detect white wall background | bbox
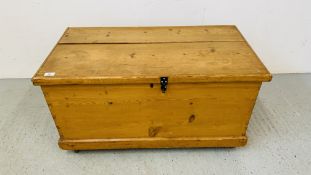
[0,0,310,78]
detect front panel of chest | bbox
[42,82,261,140]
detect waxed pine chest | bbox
[32,26,272,151]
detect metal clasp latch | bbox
[160,77,168,93]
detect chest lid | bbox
[32,26,271,85]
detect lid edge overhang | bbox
[32,73,272,86]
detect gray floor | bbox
[0,74,310,175]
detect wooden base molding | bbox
[59,136,247,150]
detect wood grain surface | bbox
[59,26,244,44]
[41,82,260,149]
[32,26,271,85]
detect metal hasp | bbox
[160,77,168,93]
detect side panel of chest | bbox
[41,82,261,150]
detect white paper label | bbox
[44,72,56,77]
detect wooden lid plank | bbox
[59,25,244,44]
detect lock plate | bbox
[160,77,168,93]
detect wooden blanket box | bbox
[32,25,272,151]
